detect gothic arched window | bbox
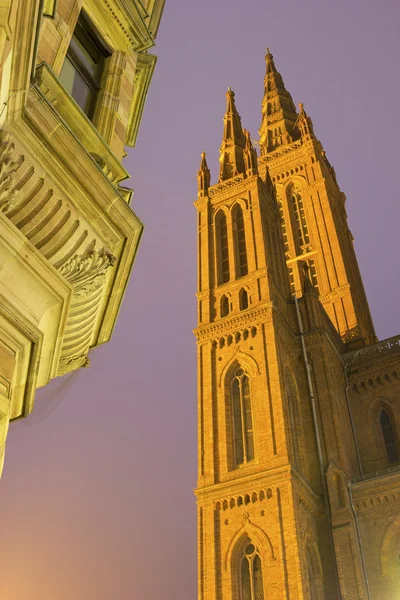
[216,211,230,284]
[232,368,254,466]
[232,204,248,278]
[221,295,229,318]
[240,542,264,600]
[288,186,310,251]
[239,288,248,311]
[380,409,399,464]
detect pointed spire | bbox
[219,88,246,181]
[297,103,315,142]
[197,151,211,197]
[243,129,258,176]
[259,48,299,154]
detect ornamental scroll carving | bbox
[59,248,116,297]
[0,131,20,213]
[57,248,116,375]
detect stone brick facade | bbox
[194,51,400,600]
[0,0,164,475]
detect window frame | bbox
[231,368,255,467]
[60,11,111,120]
[379,408,400,465]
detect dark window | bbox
[232,369,254,466]
[233,204,248,277]
[380,409,399,464]
[240,542,264,600]
[216,211,230,284]
[239,288,248,311]
[220,295,229,318]
[59,12,110,119]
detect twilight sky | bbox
[1,1,400,599]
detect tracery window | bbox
[216,211,230,284]
[232,368,254,466]
[232,205,248,278]
[380,409,399,464]
[240,542,264,600]
[289,186,310,250]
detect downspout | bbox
[344,361,363,475]
[293,294,342,598]
[343,360,372,599]
[347,482,372,600]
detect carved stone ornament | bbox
[0,130,20,214]
[59,248,116,296]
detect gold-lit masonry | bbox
[194,50,400,600]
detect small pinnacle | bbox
[227,86,232,92]
[266,47,270,54]
[298,102,304,110]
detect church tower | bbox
[194,51,400,600]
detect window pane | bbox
[59,57,93,114]
[253,555,264,600]
[241,557,251,600]
[380,410,399,464]
[69,36,99,77]
[217,213,229,284]
[242,376,254,461]
[59,57,76,95]
[232,378,244,465]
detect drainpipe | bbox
[343,360,371,599]
[343,361,363,476]
[293,294,343,598]
[347,482,372,600]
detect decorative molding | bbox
[59,248,116,295]
[194,305,274,342]
[0,131,20,214]
[345,335,400,364]
[57,248,116,375]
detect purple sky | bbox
[1,1,400,598]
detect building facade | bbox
[0,0,164,475]
[194,50,400,600]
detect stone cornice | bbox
[195,465,294,501]
[126,51,157,147]
[194,304,274,342]
[344,334,400,366]
[208,174,257,203]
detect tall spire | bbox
[259,48,299,154]
[297,103,315,142]
[243,129,258,176]
[197,151,211,197]
[219,88,246,181]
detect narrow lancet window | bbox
[220,295,229,318]
[288,186,310,251]
[380,409,399,464]
[239,288,248,311]
[240,543,264,600]
[232,205,248,277]
[216,211,230,284]
[231,368,254,466]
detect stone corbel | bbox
[0,130,19,213]
[57,247,116,375]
